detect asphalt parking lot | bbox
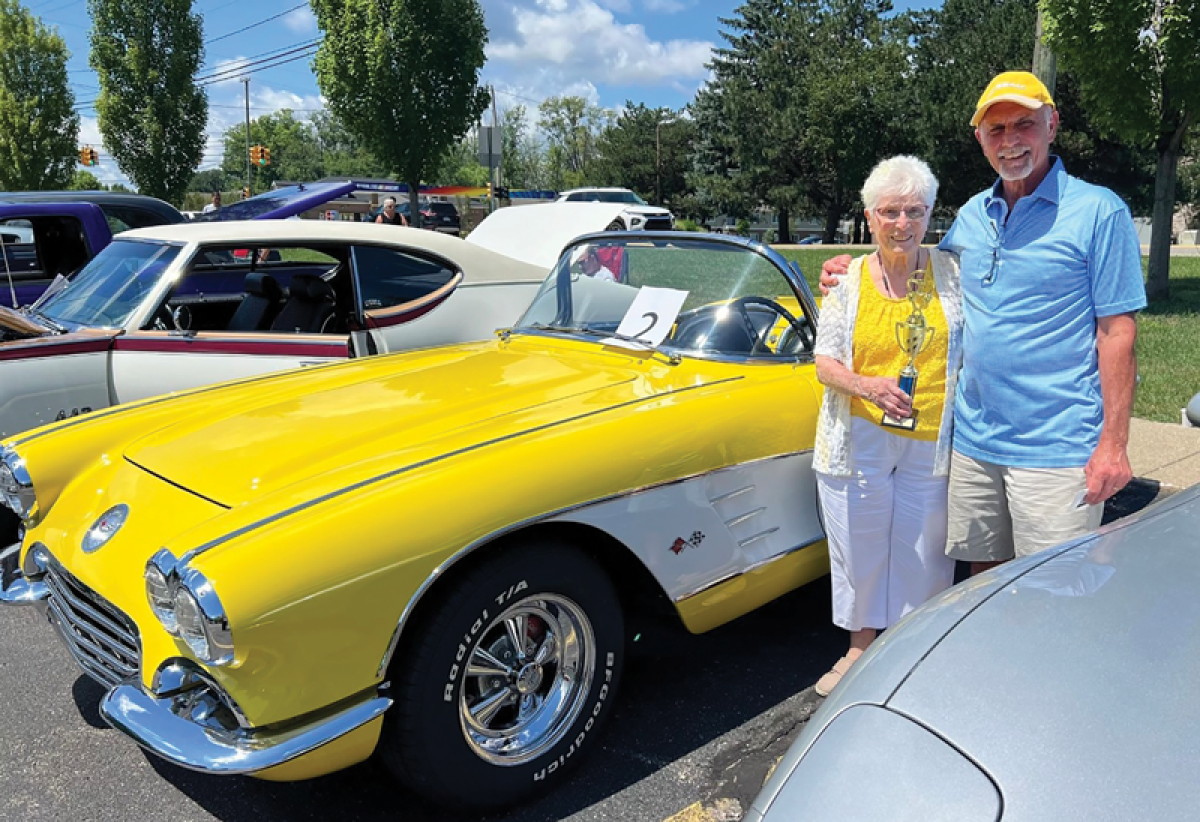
[0,480,1172,822]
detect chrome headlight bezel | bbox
[0,448,36,521]
[144,551,234,667]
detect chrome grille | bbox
[43,561,140,689]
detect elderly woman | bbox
[812,155,963,696]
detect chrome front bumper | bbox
[101,682,392,775]
[0,549,47,606]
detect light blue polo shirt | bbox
[940,157,1146,468]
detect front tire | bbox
[380,541,624,810]
[605,218,626,231]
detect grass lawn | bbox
[776,247,1200,423]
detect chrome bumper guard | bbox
[0,546,47,606]
[100,683,392,775]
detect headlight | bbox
[144,552,234,666]
[0,449,36,521]
[144,549,178,633]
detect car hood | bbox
[122,338,720,508]
[621,205,671,217]
[467,202,629,269]
[884,485,1200,820]
[0,304,55,336]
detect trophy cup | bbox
[881,272,935,431]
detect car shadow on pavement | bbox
[141,579,843,822]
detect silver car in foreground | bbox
[750,483,1200,822]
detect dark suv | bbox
[391,201,461,235]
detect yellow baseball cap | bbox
[970,71,1056,127]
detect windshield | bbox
[39,240,180,327]
[515,238,814,359]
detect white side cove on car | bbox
[550,452,823,601]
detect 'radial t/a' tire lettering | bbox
[379,540,624,811]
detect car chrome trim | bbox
[672,534,827,603]
[39,552,141,688]
[376,448,813,678]
[149,658,252,728]
[724,507,766,529]
[178,376,743,566]
[101,682,391,776]
[709,484,754,504]
[0,447,36,521]
[737,527,780,549]
[0,569,48,605]
[507,328,811,366]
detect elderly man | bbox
[822,71,1145,575]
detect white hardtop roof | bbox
[558,187,636,194]
[466,201,626,269]
[120,220,549,283]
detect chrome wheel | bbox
[458,594,595,765]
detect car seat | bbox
[227,272,283,331]
[270,273,336,333]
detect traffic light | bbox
[261,147,271,166]
[487,181,493,198]
[242,186,251,200]
[250,145,262,165]
[78,146,99,166]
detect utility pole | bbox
[243,77,252,198]
[490,85,499,212]
[1032,9,1057,95]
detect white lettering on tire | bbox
[444,606,489,702]
[533,650,616,781]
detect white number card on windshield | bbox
[603,286,688,350]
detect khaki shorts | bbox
[945,450,1104,562]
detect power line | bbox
[205,3,307,45]
[196,40,319,82]
[73,42,319,109]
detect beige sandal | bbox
[815,654,855,697]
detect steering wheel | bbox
[730,296,812,355]
[670,296,810,356]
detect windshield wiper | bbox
[566,326,661,351]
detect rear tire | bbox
[379,540,624,811]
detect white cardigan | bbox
[812,249,964,477]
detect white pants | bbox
[817,417,955,632]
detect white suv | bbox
[554,187,675,231]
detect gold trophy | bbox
[881,271,935,431]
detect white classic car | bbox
[0,220,547,440]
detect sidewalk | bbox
[1128,417,1200,492]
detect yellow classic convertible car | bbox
[0,232,827,810]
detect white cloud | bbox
[282,7,317,34]
[487,0,712,88]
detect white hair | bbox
[860,155,939,211]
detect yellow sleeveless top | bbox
[850,257,949,441]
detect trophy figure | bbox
[881,271,935,431]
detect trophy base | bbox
[881,410,918,431]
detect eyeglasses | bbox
[875,205,929,221]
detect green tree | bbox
[69,169,104,190]
[699,0,911,243]
[187,168,229,194]
[909,0,1154,218]
[500,105,544,190]
[0,0,78,190]
[538,95,610,191]
[221,110,323,190]
[89,0,206,203]
[430,134,489,187]
[311,110,393,179]
[311,0,489,226]
[1042,0,1200,300]
[592,103,696,209]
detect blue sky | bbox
[42,0,936,184]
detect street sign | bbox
[477,126,501,168]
